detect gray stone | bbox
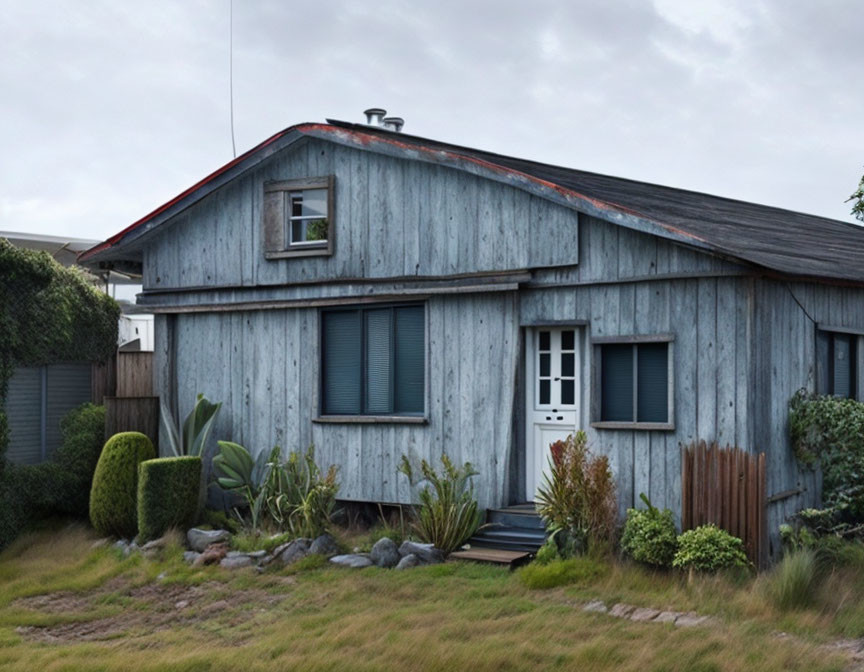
[630,607,661,622]
[309,534,341,556]
[395,553,421,570]
[183,551,201,564]
[220,554,254,569]
[175,600,189,609]
[248,550,268,560]
[141,538,166,552]
[675,612,711,628]
[370,537,401,568]
[125,541,139,557]
[276,538,311,565]
[187,528,230,553]
[398,541,444,564]
[654,611,679,624]
[329,554,374,569]
[582,600,608,614]
[112,540,129,552]
[609,603,636,618]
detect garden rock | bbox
[654,611,679,624]
[675,613,714,628]
[630,607,660,622]
[370,538,401,568]
[220,554,254,569]
[609,603,636,618]
[187,528,230,552]
[330,554,373,569]
[193,542,229,567]
[183,551,200,564]
[582,600,608,614]
[275,538,310,565]
[398,541,444,564]
[395,553,421,570]
[309,534,340,556]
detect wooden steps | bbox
[466,505,547,553]
[449,548,532,567]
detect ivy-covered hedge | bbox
[789,390,864,522]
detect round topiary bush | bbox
[137,456,202,541]
[672,524,749,572]
[620,494,678,567]
[89,432,155,538]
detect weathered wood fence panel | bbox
[682,441,766,567]
[91,355,116,405]
[105,396,159,449]
[116,352,154,397]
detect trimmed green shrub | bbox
[764,548,818,610]
[137,456,201,541]
[89,432,155,538]
[518,556,608,589]
[672,525,748,572]
[621,493,678,567]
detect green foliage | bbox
[398,453,483,554]
[764,548,818,611]
[672,525,749,572]
[137,457,202,541]
[89,432,156,538]
[535,431,617,556]
[0,239,119,460]
[213,442,339,537]
[198,507,240,534]
[789,390,864,526]
[160,394,221,458]
[849,172,864,222]
[534,538,561,565]
[518,556,608,589]
[621,493,678,567]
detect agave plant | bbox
[161,393,222,458]
[398,454,484,554]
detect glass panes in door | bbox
[535,329,578,410]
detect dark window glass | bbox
[539,379,551,405]
[539,331,550,351]
[539,353,550,377]
[562,330,575,351]
[601,344,634,421]
[322,305,425,415]
[561,380,575,405]
[637,343,669,422]
[820,331,857,399]
[561,353,575,377]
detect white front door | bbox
[525,327,580,500]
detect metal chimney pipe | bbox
[363,108,387,126]
[382,117,404,132]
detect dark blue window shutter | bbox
[322,311,362,414]
[394,306,425,414]
[601,344,633,421]
[637,343,669,422]
[365,309,393,414]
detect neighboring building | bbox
[0,231,152,464]
[80,113,864,556]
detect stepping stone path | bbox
[582,601,718,628]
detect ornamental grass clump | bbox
[672,524,748,573]
[621,493,678,567]
[535,431,617,557]
[398,454,483,554]
[763,547,819,611]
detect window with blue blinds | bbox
[598,341,670,424]
[322,305,425,416]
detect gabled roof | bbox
[80,120,864,284]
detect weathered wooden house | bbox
[81,112,864,557]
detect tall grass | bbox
[764,549,819,611]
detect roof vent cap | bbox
[382,116,404,132]
[363,108,387,126]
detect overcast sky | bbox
[1,0,862,244]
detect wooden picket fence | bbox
[681,441,767,567]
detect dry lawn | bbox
[0,525,855,672]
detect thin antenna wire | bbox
[229,0,237,158]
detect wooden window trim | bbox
[590,335,675,431]
[263,175,334,259]
[312,415,428,425]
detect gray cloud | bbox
[1,0,861,242]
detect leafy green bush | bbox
[534,538,561,565]
[764,548,818,610]
[213,442,339,537]
[621,493,678,567]
[672,525,748,572]
[137,456,202,541]
[398,454,483,554]
[518,556,608,589]
[53,403,106,516]
[789,390,864,526]
[535,431,617,556]
[89,432,156,538]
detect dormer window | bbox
[263,175,334,258]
